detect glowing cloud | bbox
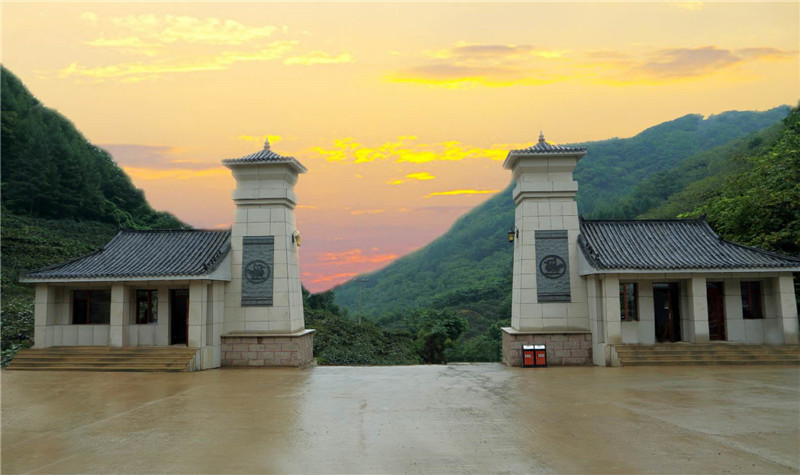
[318,249,399,265]
[110,14,278,46]
[387,172,436,185]
[310,272,358,284]
[58,41,298,82]
[284,51,354,66]
[312,136,515,164]
[391,42,797,88]
[425,189,499,198]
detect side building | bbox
[21,138,314,370]
[501,133,800,366]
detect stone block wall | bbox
[502,329,592,366]
[221,331,314,367]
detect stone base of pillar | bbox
[221,329,315,368]
[501,327,592,366]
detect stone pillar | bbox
[221,137,314,367]
[688,276,710,343]
[109,283,129,347]
[501,133,591,366]
[775,275,799,344]
[33,284,54,348]
[188,281,208,348]
[601,274,622,345]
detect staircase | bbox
[613,343,800,366]
[6,346,198,372]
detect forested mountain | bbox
[572,107,789,216]
[1,67,184,229]
[334,106,793,321]
[1,66,187,293]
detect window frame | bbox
[740,281,764,319]
[71,289,111,324]
[619,282,639,322]
[135,289,159,325]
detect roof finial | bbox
[263,135,271,151]
[538,130,546,144]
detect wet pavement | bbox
[2,364,799,474]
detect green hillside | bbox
[0,66,187,363]
[334,106,791,318]
[0,66,186,298]
[1,66,184,229]
[572,107,789,216]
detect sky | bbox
[2,1,799,292]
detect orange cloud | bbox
[318,249,399,266]
[310,272,358,284]
[425,189,500,198]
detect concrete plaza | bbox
[2,364,799,474]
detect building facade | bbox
[22,134,800,369]
[22,138,314,370]
[501,133,800,366]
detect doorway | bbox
[170,289,189,345]
[706,282,726,341]
[654,283,681,343]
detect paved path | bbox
[2,365,799,474]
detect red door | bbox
[707,282,726,341]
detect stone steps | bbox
[6,346,198,372]
[614,344,800,366]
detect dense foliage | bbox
[303,289,467,365]
[682,106,800,255]
[1,67,184,229]
[572,107,789,216]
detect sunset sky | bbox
[2,2,798,291]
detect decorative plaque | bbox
[241,236,274,306]
[535,230,571,303]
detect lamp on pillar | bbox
[507,226,519,243]
[292,230,302,247]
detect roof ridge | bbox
[118,228,231,233]
[718,237,800,262]
[581,218,706,224]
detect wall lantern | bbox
[292,230,302,247]
[507,226,519,243]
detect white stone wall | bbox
[588,272,798,350]
[510,154,589,333]
[225,204,304,334]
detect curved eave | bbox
[20,273,232,284]
[503,149,587,170]
[222,157,307,174]
[579,266,800,276]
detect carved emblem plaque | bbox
[241,236,274,306]
[535,230,571,302]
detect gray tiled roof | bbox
[510,131,587,155]
[578,219,800,270]
[23,230,231,280]
[222,137,307,172]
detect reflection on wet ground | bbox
[2,364,799,474]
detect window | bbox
[135,290,158,324]
[72,290,111,324]
[741,281,763,319]
[619,283,639,321]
